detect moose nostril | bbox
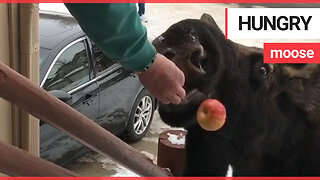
[163,49,176,60]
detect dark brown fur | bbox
[153,14,320,176]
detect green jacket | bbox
[65,3,156,71]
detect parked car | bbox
[39,11,157,166]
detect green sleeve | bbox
[65,3,156,71]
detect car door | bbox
[40,37,99,165]
[90,42,144,135]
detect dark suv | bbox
[39,12,156,165]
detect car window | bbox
[43,40,90,92]
[92,43,116,75]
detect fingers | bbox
[170,95,182,105]
[159,94,182,105]
[177,87,186,100]
[159,97,170,104]
[173,68,186,104]
[160,91,185,105]
[137,53,187,105]
[157,67,186,105]
[176,66,185,86]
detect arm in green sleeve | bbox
[65,3,156,71]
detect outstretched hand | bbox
[137,53,186,105]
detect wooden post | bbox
[0,140,77,176]
[0,62,171,177]
[158,130,186,176]
[19,3,40,156]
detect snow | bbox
[140,151,157,165]
[74,153,139,177]
[141,136,158,143]
[100,158,139,177]
[157,36,165,42]
[72,149,159,177]
[107,165,139,177]
[76,155,95,163]
[226,165,233,177]
[167,132,186,145]
[39,3,70,14]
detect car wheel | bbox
[126,89,155,142]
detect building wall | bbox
[0,3,39,176]
[0,3,13,177]
[0,3,13,145]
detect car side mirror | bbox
[49,90,72,102]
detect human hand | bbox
[137,53,186,105]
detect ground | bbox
[39,3,320,176]
[66,111,175,176]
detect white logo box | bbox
[227,8,320,39]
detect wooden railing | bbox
[0,141,78,176]
[0,62,171,177]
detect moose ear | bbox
[200,13,216,25]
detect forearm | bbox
[65,3,156,71]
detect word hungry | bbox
[226,8,320,39]
[239,16,312,31]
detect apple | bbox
[197,99,226,131]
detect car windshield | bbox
[40,47,51,67]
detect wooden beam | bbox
[8,3,21,150]
[0,62,171,177]
[0,140,77,176]
[19,3,40,156]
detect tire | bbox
[125,89,155,142]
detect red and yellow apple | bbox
[197,99,226,131]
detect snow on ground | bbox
[167,132,186,145]
[147,111,172,135]
[39,3,70,14]
[66,111,176,176]
[71,153,139,177]
[145,3,231,40]
[100,157,139,177]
